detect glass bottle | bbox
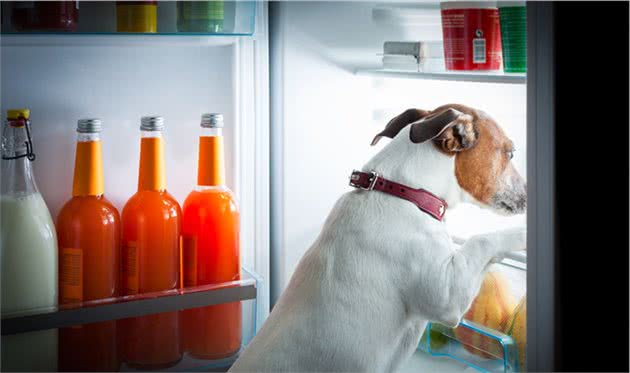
[56,118,120,371]
[182,113,241,359]
[176,1,224,33]
[121,116,182,369]
[0,109,58,371]
[116,1,158,33]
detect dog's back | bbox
[230,191,434,372]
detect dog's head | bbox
[371,104,526,215]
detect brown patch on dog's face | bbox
[453,113,513,203]
[432,104,526,214]
[374,104,526,214]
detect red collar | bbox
[349,170,447,221]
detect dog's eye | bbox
[507,150,515,160]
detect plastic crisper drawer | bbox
[419,249,526,373]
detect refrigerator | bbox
[1,1,628,372]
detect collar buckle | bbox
[349,170,380,191]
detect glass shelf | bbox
[0,34,245,47]
[356,69,527,85]
[1,267,260,336]
[0,1,256,37]
[1,268,261,372]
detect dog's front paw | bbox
[490,254,506,264]
[437,312,462,329]
[496,227,527,252]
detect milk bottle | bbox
[1,109,58,371]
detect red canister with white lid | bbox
[440,1,503,71]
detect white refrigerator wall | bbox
[2,3,271,322]
[271,1,527,304]
[0,39,271,272]
[1,42,236,217]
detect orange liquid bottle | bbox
[182,113,241,359]
[56,119,120,372]
[121,116,182,369]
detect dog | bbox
[230,104,527,372]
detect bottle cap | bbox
[201,113,224,128]
[77,118,102,133]
[7,109,30,120]
[140,116,164,131]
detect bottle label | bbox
[72,141,104,197]
[60,248,83,303]
[472,38,487,64]
[138,137,166,191]
[197,136,226,186]
[182,235,197,287]
[123,242,139,294]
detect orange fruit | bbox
[505,296,526,370]
[454,272,517,359]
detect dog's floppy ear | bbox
[372,107,478,152]
[418,109,478,152]
[371,108,430,146]
[408,108,462,144]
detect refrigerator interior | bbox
[1,3,270,286]
[1,1,270,371]
[270,2,526,372]
[1,0,531,371]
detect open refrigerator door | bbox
[1,2,270,371]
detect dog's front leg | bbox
[436,227,526,327]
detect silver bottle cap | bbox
[77,118,102,133]
[140,116,164,131]
[201,113,224,128]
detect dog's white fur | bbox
[230,124,526,372]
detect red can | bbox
[440,1,503,71]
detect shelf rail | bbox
[356,69,527,85]
[1,268,258,336]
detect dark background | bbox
[554,2,629,372]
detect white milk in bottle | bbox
[1,109,58,371]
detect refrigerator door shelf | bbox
[2,298,258,372]
[1,267,262,336]
[1,268,262,372]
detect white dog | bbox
[230,104,527,372]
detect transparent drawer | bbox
[1,267,262,372]
[419,253,526,373]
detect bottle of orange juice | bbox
[182,113,241,359]
[56,118,120,371]
[121,116,182,369]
